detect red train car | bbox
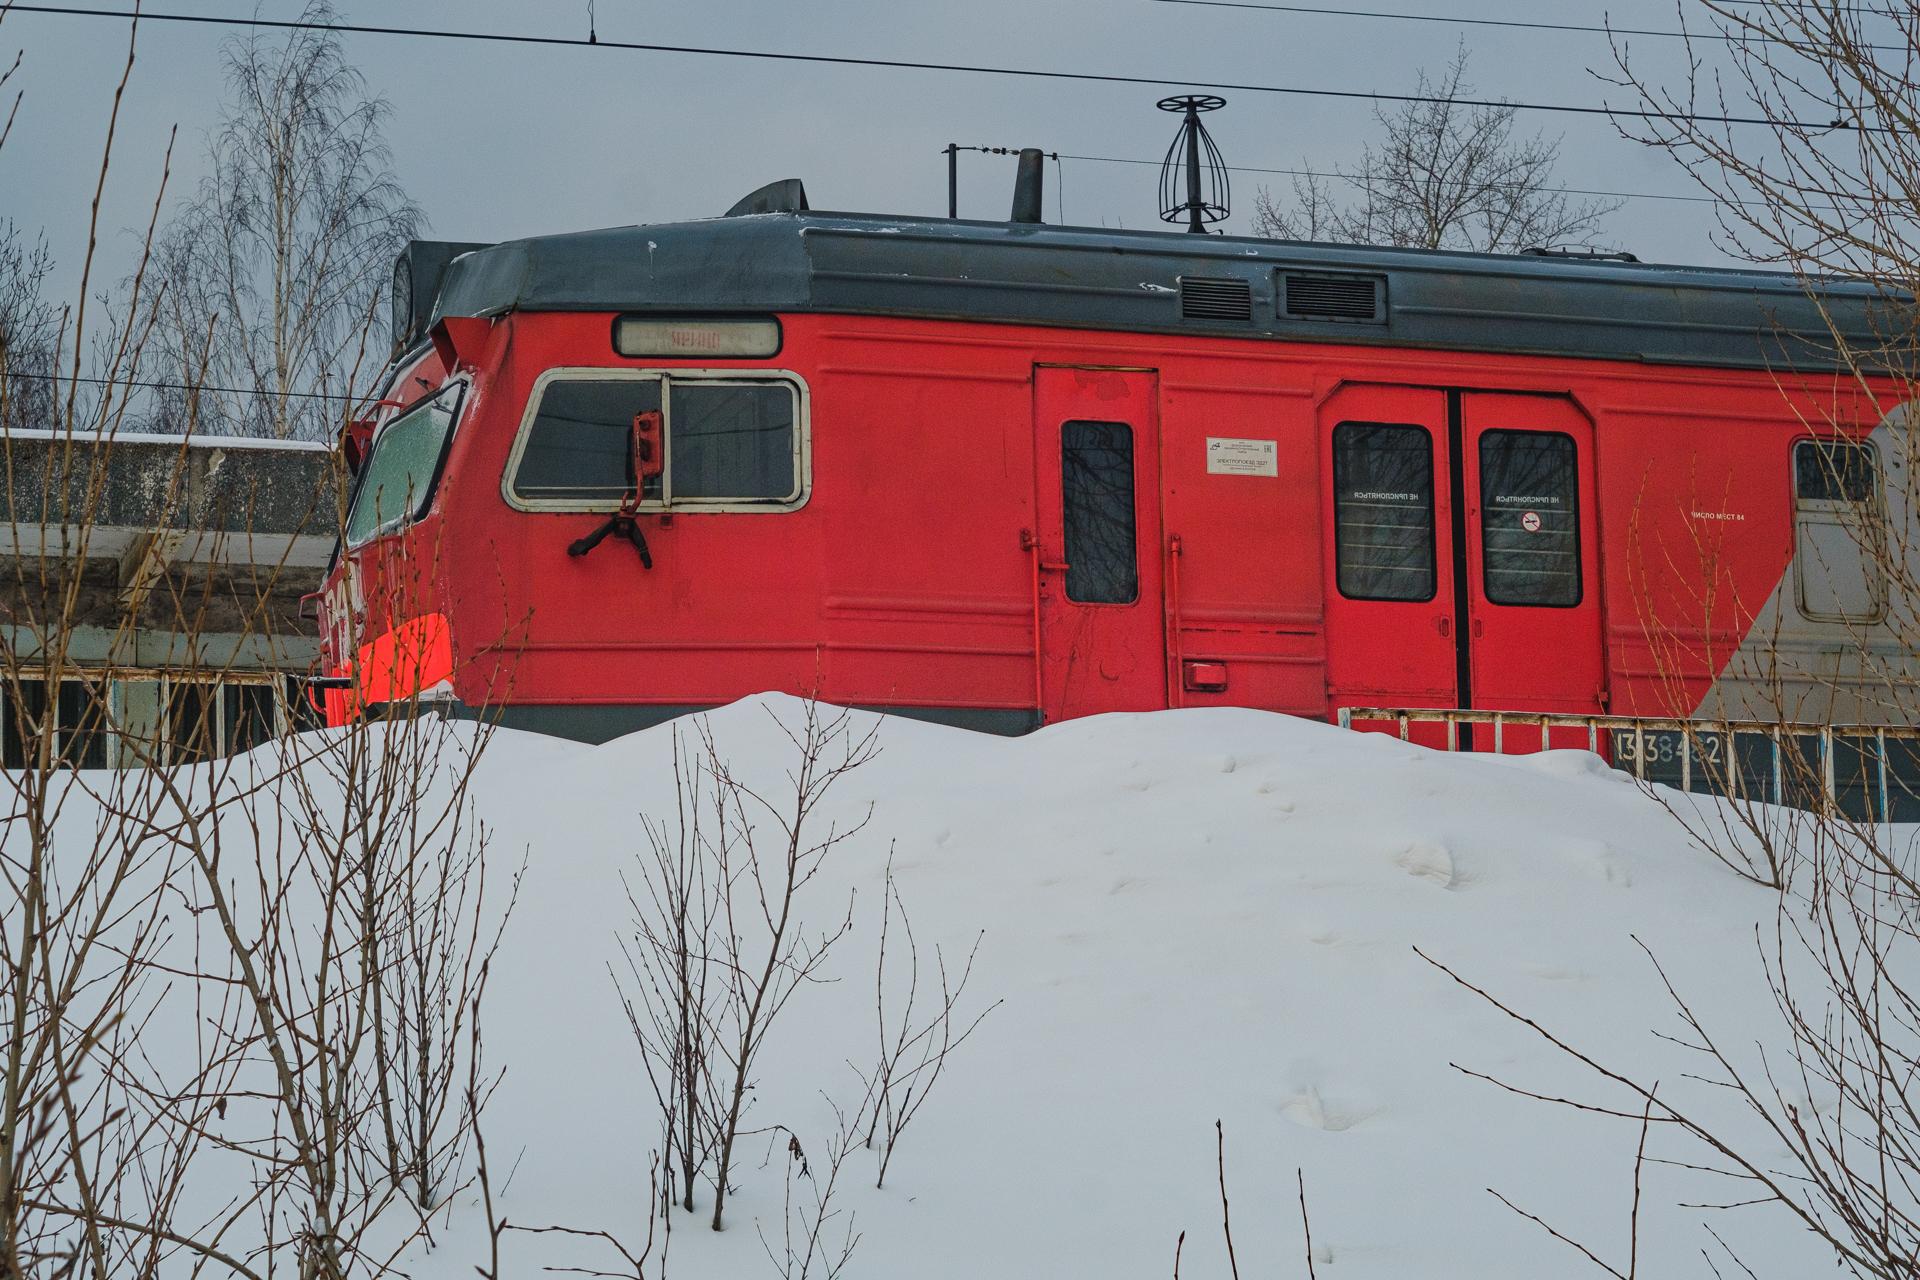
[319,178,1911,760]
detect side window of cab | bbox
[344,382,466,547]
[503,370,809,512]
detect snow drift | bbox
[10,695,1868,1277]
[417,697,1832,1278]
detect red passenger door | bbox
[1320,384,1460,719]
[1322,386,1606,746]
[1460,392,1606,726]
[1032,367,1167,724]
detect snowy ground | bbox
[388,696,1838,1279]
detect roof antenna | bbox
[587,0,598,42]
[1158,94,1230,234]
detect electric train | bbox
[317,176,1915,792]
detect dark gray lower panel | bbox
[443,701,1039,744]
[849,704,1040,737]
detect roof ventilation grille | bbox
[1179,276,1255,322]
[1281,271,1385,323]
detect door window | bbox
[1060,420,1138,604]
[1332,422,1436,602]
[1793,438,1883,621]
[1479,430,1581,607]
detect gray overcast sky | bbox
[3,0,1749,306]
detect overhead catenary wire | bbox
[1149,0,1908,52]
[0,3,1887,132]
[958,146,1842,211]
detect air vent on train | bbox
[1179,276,1255,322]
[1280,271,1386,323]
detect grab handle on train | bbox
[568,514,653,568]
[566,411,664,569]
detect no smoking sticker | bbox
[1520,511,1542,533]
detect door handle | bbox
[1471,619,1484,639]
[1436,616,1451,638]
[1023,530,1069,572]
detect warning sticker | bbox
[1206,437,1279,477]
[1520,511,1542,533]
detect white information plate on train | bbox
[1206,437,1279,477]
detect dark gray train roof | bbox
[418,207,1899,374]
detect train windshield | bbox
[345,384,464,546]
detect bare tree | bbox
[615,703,876,1234]
[0,222,57,436]
[617,725,725,1216]
[145,0,418,441]
[1252,47,1621,252]
[1606,3,1919,291]
[1432,5,1920,1248]
[0,11,528,1276]
[760,1096,868,1280]
[858,852,997,1190]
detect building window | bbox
[1,679,110,769]
[1479,430,1582,608]
[1060,420,1139,605]
[167,683,221,763]
[1332,422,1436,602]
[57,680,109,769]
[1793,438,1884,622]
[507,371,805,509]
[0,675,298,770]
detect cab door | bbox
[1032,367,1167,723]
[1460,392,1606,723]
[1320,384,1459,717]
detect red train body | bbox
[318,190,1909,747]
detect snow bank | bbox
[404,696,1828,1279]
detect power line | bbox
[1056,152,1740,206]
[1149,0,1905,51]
[8,370,347,401]
[1,3,1883,132]
[955,140,1736,208]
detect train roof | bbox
[408,194,1903,375]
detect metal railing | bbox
[1335,706,1920,819]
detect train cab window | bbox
[1479,430,1581,608]
[1060,421,1138,604]
[508,372,804,509]
[513,379,665,504]
[1332,423,1436,601]
[670,384,799,500]
[1793,438,1883,622]
[345,383,464,547]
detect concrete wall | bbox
[0,432,340,675]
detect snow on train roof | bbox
[414,206,1896,374]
